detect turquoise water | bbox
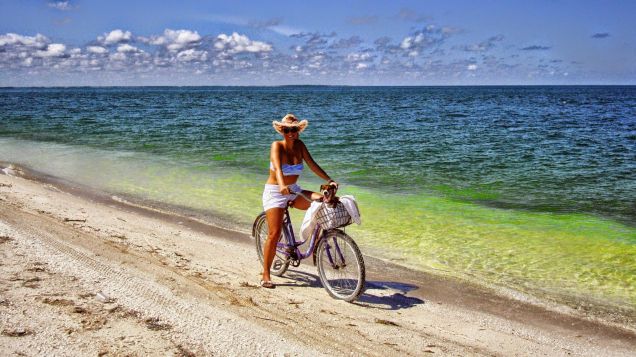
[1,86,635,311]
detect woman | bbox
[261,113,338,288]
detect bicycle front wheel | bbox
[253,212,289,276]
[316,230,365,302]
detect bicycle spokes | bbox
[325,237,347,269]
[316,231,365,301]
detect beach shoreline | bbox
[1,162,635,355]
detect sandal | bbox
[260,280,276,289]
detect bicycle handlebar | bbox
[289,183,338,204]
[290,189,313,202]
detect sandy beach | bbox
[0,164,634,356]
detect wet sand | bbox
[1,163,634,356]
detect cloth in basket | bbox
[301,195,361,242]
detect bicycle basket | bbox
[314,201,352,230]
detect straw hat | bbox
[272,113,309,134]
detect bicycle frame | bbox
[276,207,345,268]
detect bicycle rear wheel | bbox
[253,212,289,276]
[316,230,365,302]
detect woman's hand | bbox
[328,179,339,189]
[280,185,291,195]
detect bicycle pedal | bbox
[285,246,299,261]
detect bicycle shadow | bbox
[275,269,323,288]
[278,269,425,311]
[354,281,425,310]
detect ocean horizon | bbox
[2,84,636,88]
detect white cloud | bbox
[400,36,414,49]
[87,46,107,54]
[215,32,272,54]
[117,44,139,53]
[459,35,504,52]
[110,52,126,61]
[268,25,302,36]
[393,25,456,59]
[47,1,72,10]
[400,33,428,50]
[177,49,208,62]
[346,52,371,62]
[148,29,201,52]
[0,33,48,48]
[35,43,66,57]
[200,14,302,36]
[100,29,132,45]
[0,24,561,85]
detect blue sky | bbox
[0,0,634,85]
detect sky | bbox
[0,0,635,86]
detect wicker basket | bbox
[314,201,352,230]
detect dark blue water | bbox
[1,86,635,223]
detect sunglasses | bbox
[283,127,299,134]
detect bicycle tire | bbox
[316,229,365,302]
[252,212,290,276]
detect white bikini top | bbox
[270,162,304,176]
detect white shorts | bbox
[262,183,302,211]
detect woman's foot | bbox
[260,280,275,289]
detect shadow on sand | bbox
[355,281,425,310]
[278,269,425,311]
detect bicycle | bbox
[252,186,365,302]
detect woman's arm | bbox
[300,141,336,185]
[270,142,290,194]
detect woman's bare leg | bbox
[262,207,284,283]
[290,190,321,210]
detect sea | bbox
[1,86,634,314]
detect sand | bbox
[0,165,635,356]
